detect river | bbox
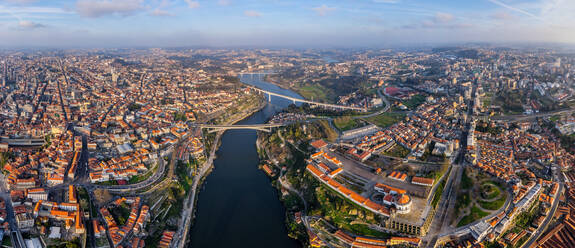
[187,74,303,248]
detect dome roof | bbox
[397,194,411,205]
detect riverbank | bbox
[256,131,309,246]
[185,75,303,248]
[263,75,310,101]
[173,95,267,248]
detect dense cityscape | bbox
[1,0,575,248]
[0,46,574,248]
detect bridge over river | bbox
[190,123,286,133]
[247,86,367,112]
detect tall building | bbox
[111,68,119,84]
[1,61,6,87]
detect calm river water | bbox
[188,74,303,248]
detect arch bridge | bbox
[191,123,287,133]
[248,86,367,112]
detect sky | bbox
[0,0,574,48]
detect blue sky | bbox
[0,0,574,47]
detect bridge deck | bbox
[249,87,366,111]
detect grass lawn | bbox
[402,94,426,109]
[478,197,506,211]
[381,144,410,158]
[431,174,448,208]
[333,116,364,131]
[309,184,382,236]
[456,191,471,213]
[297,84,335,103]
[457,205,490,227]
[128,165,156,184]
[96,180,118,186]
[316,120,339,142]
[363,112,405,128]
[461,168,473,190]
[342,224,391,239]
[2,235,11,247]
[481,183,502,200]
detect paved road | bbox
[422,164,461,248]
[0,174,25,248]
[355,86,391,119]
[56,59,69,122]
[438,187,513,237]
[94,146,173,193]
[521,183,564,248]
[491,108,575,122]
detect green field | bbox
[363,112,405,128]
[333,116,364,131]
[457,205,490,227]
[297,84,335,103]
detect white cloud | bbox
[487,0,543,21]
[151,9,174,16]
[75,0,144,18]
[244,10,261,17]
[536,0,575,27]
[434,12,453,23]
[312,5,335,16]
[18,20,44,29]
[184,0,199,9]
[401,12,459,30]
[0,6,70,14]
[218,0,231,6]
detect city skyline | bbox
[0,0,575,48]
